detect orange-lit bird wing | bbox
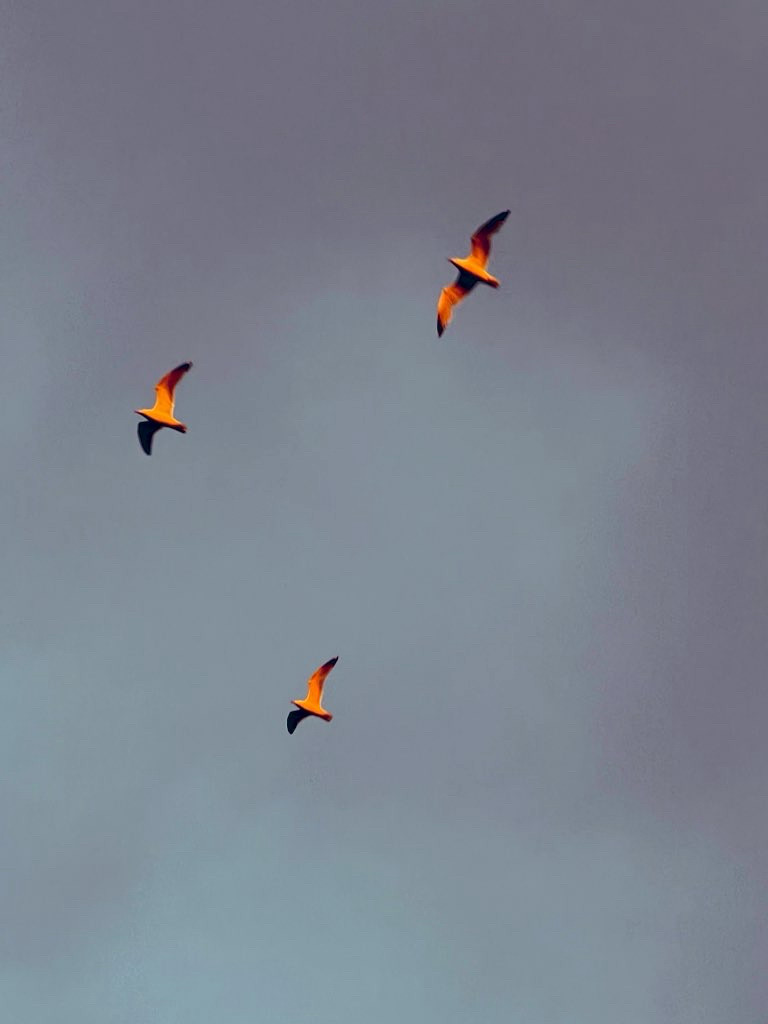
[469,210,510,267]
[151,361,193,417]
[305,656,339,705]
[437,275,475,336]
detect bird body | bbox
[437,210,509,336]
[135,361,193,455]
[447,256,500,288]
[287,656,339,734]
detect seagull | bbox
[135,361,193,455]
[436,210,510,337]
[287,656,339,734]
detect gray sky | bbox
[1,1,767,1020]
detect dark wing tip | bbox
[475,210,510,237]
[165,361,193,377]
[324,656,339,670]
[437,317,444,337]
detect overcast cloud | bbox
[1,1,767,1021]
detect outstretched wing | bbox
[437,273,476,337]
[305,656,339,705]
[151,361,193,418]
[287,708,312,735]
[137,419,162,455]
[470,210,510,267]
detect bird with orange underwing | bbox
[287,657,339,734]
[436,210,510,337]
[134,361,193,455]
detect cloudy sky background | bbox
[1,1,767,1020]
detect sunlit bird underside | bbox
[436,210,510,337]
[134,361,193,455]
[287,656,339,734]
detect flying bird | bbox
[436,210,510,337]
[287,656,339,734]
[135,361,193,455]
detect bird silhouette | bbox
[436,210,510,336]
[287,656,339,734]
[135,361,193,455]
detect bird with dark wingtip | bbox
[135,361,193,455]
[287,656,339,734]
[436,210,510,337]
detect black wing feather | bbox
[137,420,161,456]
[287,708,312,735]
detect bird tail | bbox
[475,270,500,288]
